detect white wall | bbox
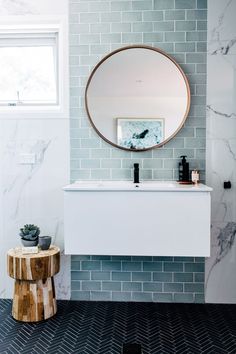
[205,0,236,303]
[0,0,70,300]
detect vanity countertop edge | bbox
[63,181,212,192]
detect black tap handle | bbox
[133,163,139,183]
[224,181,231,189]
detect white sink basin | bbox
[63,180,212,192]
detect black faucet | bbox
[133,163,139,183]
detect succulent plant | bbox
[19,224,40,241]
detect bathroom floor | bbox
[0,300,236,354]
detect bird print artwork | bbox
[117,118,164,150]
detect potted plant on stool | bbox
[20,224,40,247]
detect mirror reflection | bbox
[85,46,190,151]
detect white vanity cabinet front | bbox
[64,181,212,257]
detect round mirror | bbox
[85,45,190,151]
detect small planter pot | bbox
[21,239,38,247]
[38,236,52,250]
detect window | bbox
[0,31,58,106]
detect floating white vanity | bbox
[63,181,212,257]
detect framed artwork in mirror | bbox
[117,118,164,150]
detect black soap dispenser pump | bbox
[178,155,190,183]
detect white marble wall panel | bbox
[0,119,70,299]
[0,123,4,298]
[0,0,70,300]
[0,0,67,16]
[206,0,236,303]
[208,0,236,43]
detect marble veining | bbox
[0,119,70,300]
[206,0,236,303]
[224,139,236,161]
[216,223,236,259]
[206,222,236,286]
[211,38,236,55]
[5,139,51,219]
[0,0,68,16]
[207,105,236,119]
[208,0,235,44]
[55,252,71,299]
[0,0,36,15]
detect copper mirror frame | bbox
[85,45,191,152]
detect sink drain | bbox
[122,343,142,354]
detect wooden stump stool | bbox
[7,246,60,322]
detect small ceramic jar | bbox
[38,236,52,250]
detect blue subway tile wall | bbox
[71,256,205,302]
[69,0,207,302]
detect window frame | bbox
[0,31,59,107]
[0,16,68,119]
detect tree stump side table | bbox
[7,245,60,322]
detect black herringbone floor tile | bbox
[0,300,236,353]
